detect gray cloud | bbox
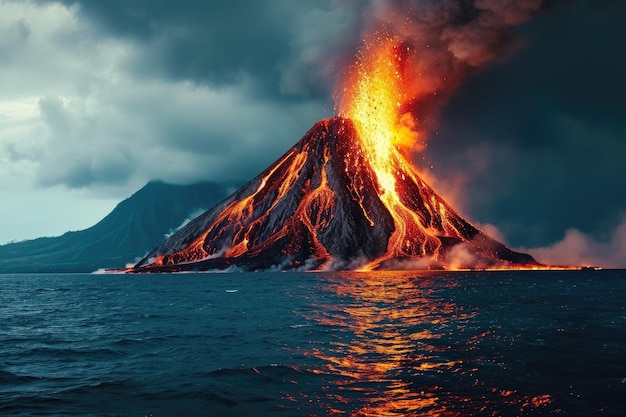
[35,0,343,99]
[36,95,133,187]
[277,2,365,96]
[0,17,30,59]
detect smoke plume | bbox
[334,0,547,146]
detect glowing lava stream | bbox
[337,36,463,269]
[151,148,307,266]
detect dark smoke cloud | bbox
[428,0,626,247]
[339,0,550,140]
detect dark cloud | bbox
[34,0,358,100]
[0,17,30,59]
[39,152,132,188]
[428,0,626,246]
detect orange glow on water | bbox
[301,271,554,416]
[307,272,468,416]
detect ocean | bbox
[0,270,624,416]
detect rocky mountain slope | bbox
[134,118,538,272]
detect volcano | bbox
[133,117,538,272]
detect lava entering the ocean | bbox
[132,28,543,273]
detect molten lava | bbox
[132,32,541,273]
[336,35,447,270]
[337,34,419,156]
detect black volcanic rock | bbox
[0,181,230,273]
[134,118,538,272]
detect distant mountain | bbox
[0,181,230,273]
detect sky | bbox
[1,0,625,267]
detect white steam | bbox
[522,215,626,269]
[164,208,206,239]
[478,216,626,269]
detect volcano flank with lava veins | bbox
[133,117,537,272]
[133,32,541,272]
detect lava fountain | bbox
[335,33,449,270]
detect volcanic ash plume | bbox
[334,0,546,150]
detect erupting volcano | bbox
[133,35,539,273]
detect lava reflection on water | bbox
[300,271,553,416]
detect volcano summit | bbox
[133,118,538,272]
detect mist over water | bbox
[0,270,624,416]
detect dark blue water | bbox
[1,270,625,416]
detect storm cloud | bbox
[428,0,626,248]
[0,0,625,267]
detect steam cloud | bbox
[479,217,626,269]
[522,215,626,269]
[164,208,207,239]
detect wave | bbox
[23,346,125,359]
[0,370,41,384]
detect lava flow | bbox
[335,34,450,270]
[132,35,540,273]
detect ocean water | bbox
[0,270,624,417]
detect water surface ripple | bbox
[0,270,624,416]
